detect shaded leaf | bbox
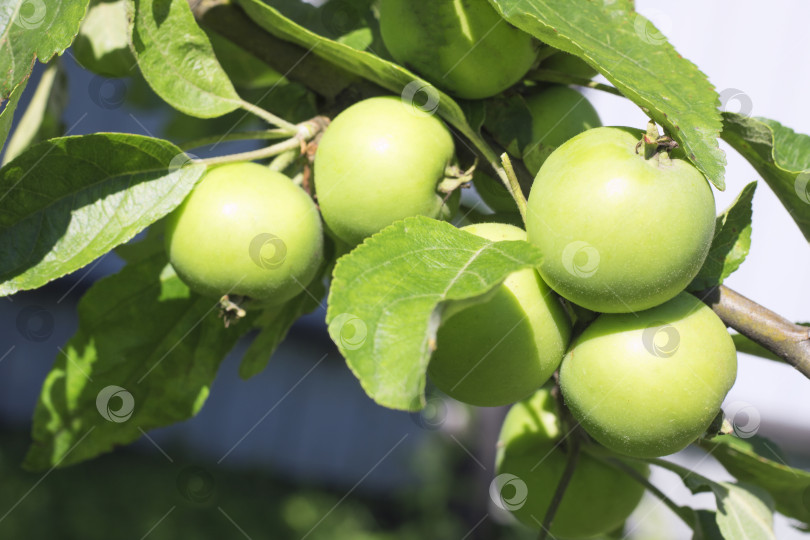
[73,0,135,78]
[722,113,810,241]
[0,76,28,153]
[326,216,543,410]
[240,279,326,379]
[0,133,205,296]
[700,435,810,527]
[0,0,89,99]
[130,0,241,118]
[689,181,756,290]
[3,61,68,164]
[24,251,253,470]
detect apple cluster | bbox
[161,0,737,536]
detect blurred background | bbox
[0,0,808,538]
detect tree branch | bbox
[697,285,810,379]
[190,0,362,100]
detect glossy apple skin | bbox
[526,126,716,313]
[428,223,571,407]
[560,292,738,458]
[378,0,540,99]
[540,52,599,80]
[496,387,647,537]
[314,97,456,246]
[522,86,601,176]
[165,162,323,304]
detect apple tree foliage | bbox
[1,0,809,537]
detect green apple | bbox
[165,162,323,304]
[540,52,599,80]
[526,126,715,313]
[379,0,540,99]
[495,387,647,537]
[428,223,571,407]
[314,96,456,245]
[560,292,738,458]
[522,86,601,176]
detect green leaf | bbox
[240,280,325,379]
[0,133,205,296]
[3,61,68,165]
[73,0,135,78]
[721,113,810,242]
[129,0,241,118]
[731,333,781,363]
[326,216,543,411]
[689,181,756,291]
[0,0,89,99]
[0,76,28,152]
[700,435,810,527]
[483,95,533,158]
[24,251,252,470]
[234,0,504,170]
[652,458,776,539]
[489,0,726,189]
[692,510,724,540]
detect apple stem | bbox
[538,436,580,540]
[696,285,810,380]
[179,129,292,151]
[636,120,679,161]
[193,117,327,168]
[500,153,528,224]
